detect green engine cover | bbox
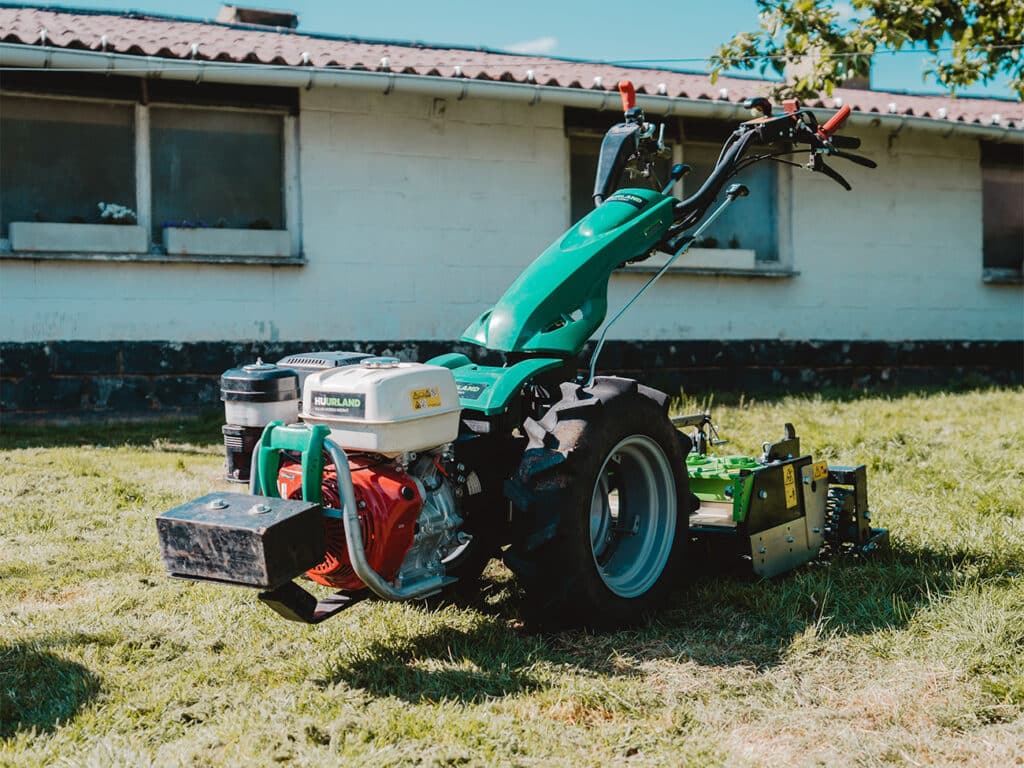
[461,189,676,356]
[427,353,564,416]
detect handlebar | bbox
[818,104,851,139]
[669,100,873,233]
[592,81,874,238]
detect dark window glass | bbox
[981,142,1023,273]
[0,95,134,236]
[150,107,283,237]
[680,141,777,261]
[570,135,601,225]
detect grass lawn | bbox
[2,388,1023,767]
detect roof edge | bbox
[1,43,1020,141]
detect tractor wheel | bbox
[506,377,691,629]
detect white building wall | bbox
[1,90,1020,343]
[0,89,569,343]
[604,125,1022,341]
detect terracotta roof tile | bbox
[1,6,1020,129]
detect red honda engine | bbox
[277,457,422,590]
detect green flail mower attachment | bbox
[676,414,889,577]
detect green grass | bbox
[2,389,1023,766]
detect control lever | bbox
[811,154,851,190]
[830,151,877,169]
[829,134,861,150]
[726,183,750,199]
[618,80,637,112]
[661,163,691,194]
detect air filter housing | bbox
[221,360,299,427]
[220,360,299,482]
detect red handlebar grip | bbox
[618,80,636,112]
[820,104,852,137]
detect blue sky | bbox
[13,0,1016,99]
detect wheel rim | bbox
[588,434,677,598]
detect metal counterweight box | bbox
[157,492,325,589]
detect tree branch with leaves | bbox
[711,0,1023,100]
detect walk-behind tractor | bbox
[158,83,888,628]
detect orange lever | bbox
[618,80,636,112]
[819,104,852,138]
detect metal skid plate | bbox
[750,519,815,578]
[258,581,366,624]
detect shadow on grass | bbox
[0,642,100,739]
[0,411,224,451]
[659,541,991,668]
[318,538,1009,703]
[315,621,556,703]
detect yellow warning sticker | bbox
[410,387,442,410]
[813,461,828,481]
[783,464,798,508]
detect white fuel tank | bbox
[301,358,460,456]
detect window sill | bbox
[163,227,291,259]
[982,268,1023,285]
[0,249,304,266]
[2,225,301,265]
[9,222,148,253]
[616,249,796,278]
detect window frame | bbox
[0,89,302,265]
[980,140,1023,285]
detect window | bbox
[566,110,779,267]
[0,75,298,263]
[150,107,284,236]
[0,95,135,236]
[677,120,777,261]
[981,141,1023,281]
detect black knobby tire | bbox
[506,377,691,629]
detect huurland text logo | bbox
[314,394,362,408]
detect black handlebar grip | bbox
[830,135,861,150]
